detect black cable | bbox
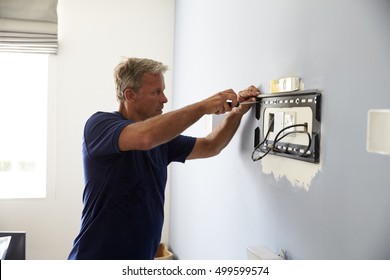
[273,131,312,155]
[272,124,312,157]
[251,118,274,161]
[252,123,312,161]
[273,131,312,156]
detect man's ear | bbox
[123,88,135,103]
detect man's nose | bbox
[161,92,168,103]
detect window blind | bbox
[0,0,58,54]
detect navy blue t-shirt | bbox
[68,112,196,260]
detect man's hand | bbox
[200,89,238,115]
[234,85,260,114]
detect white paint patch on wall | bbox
[261,156,322,191]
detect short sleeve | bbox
[167,135,196,163]
[83,112,132,161]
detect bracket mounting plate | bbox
[254,90,322,163]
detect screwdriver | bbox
[226,100,261,107]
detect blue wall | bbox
[169,0,390,259]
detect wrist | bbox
[231,107,248,116]
[228,108,246,119]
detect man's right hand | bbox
[200,89,238,115]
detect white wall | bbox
[170,0,390,259]
[0,0,175,259]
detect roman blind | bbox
[0,0,58,54]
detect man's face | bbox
[133,72,167,120]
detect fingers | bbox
[217,89,237,114]
[228,85,260,115]
[204,86,259,115]
[206,89,236,114]
[244,85,260,95]
[246,85,258,92]
[238,85,260,102]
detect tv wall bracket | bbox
[254,90,322,163]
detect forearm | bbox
[207,110,244,152]
[119,102,207,151]
[187,109,244,159]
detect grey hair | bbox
[114,57,168,102]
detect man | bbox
[68,57,259,260]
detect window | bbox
[0,52,49,199]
